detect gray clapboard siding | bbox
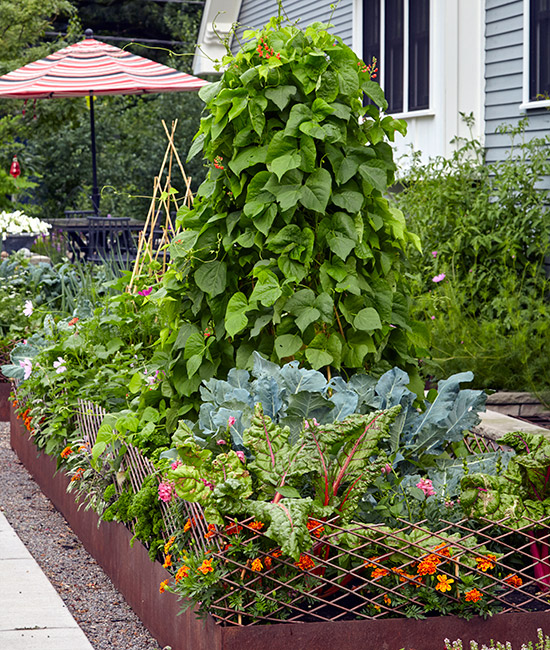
[233,0,353,53]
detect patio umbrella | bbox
[0,29,209,213]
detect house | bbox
[194,1,549,167]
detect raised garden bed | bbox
[0,382,12,421]
[9,401,550,650]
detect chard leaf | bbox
[245,498,314,560]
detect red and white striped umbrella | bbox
[0,30,209,211]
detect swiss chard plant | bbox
[163,404,398,560]
[461,431,550,589]
[155,12,424,416]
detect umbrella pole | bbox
[89,90,100,215]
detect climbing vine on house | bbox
[160,13,424,408]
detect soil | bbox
[0,420,162,650]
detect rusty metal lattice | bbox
[201,515,550,626]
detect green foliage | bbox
[159,15,422,414]
[394,117,550,394]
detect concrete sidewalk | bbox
[0,511,94,650]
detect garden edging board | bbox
[9,404,550,650]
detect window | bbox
[363,0,430,113]
[529,0,550,101]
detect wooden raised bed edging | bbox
[9,403,550,650]
[0,382,12,421]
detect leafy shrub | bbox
[394,117,550,394]
[158,13,424,417]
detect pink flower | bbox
[431,251,438,258]
[53,357,67,374]
[236,451,245,463]
[216,439,227,445]
[304,418,320,429]
[19,358,32,380]
[158,481,175,502]
[381,463,392,475]
[138,287,153,297]
[228,416,236,427]
[430,315,436,320]
[416,478,436,497]
[432,273,446,283]
[171,460,182,470]
[23,300,33,316]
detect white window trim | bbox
[520,0,550,110]
[355,0,434,116]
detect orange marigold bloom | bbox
[271,549,283,558]
[371,567,389,580]
[70,467,84,482]
[250,558,263,572]
[465,588,483,603]
[163,554,172,568]
[435,574,455,593]
[60,446,73,459]
[205,523,217,539]
[197,558,214,575]
[475,554,497,572]
[399,572,419,585]
[183,517,195,532]
[175,565,189,582]
[383,594,392,606]
[504,573,523,588]
[417,559,438,576]
[225,522,243,535]
[263,556,272,570]
[364,557,380,569]
[295,554,315,571]
[159,579,169,593]
[249,521,264,531]
[433,543,452,558]
[164,536,176,555]
[306,519,325,538]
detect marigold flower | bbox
[417,559,438,576]
[183,517,196,532]
[159,579,169,593]
[465,588,483,603]
[504,573,523,588]
[70,467,84,482]
[163,554,172,568]
[371,567,389,579]
[475,554,497,572]
[306,519,325,538]
[60,446,73,459]
[205,523,217,539]
[175,565,189,582]
[164,536,175,555]
[433,543,452,558]
[383,594,392,606]
[435,574,455,592]
[271,548,283,558]
[364,557,380,569]
[225,522,243,535]
[251,558,263,572]
[249,520,264,531]
[197,558,214,575]
[68,317,79,326]
[295,554,315,571]
[263,556,272,569]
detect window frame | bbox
[361,0,434,117]
[521,0,550,111]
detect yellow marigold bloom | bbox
[197,558,214,575]
[251,558,263,572]
[504,573,523,588]
[465,588,483,603]
[383,594,392,606]
[163,554,172,568]
[435,574,455,592]
[164,536,175,555]
[159,579,169,593]
[475,554,496,572]
[371,567,389,579]
[249,521,264,531]
[364,556,380,569]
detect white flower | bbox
[23,300,33,316]
[19,358,32,380]
[53,357,67,374]
[0,210,51,240]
